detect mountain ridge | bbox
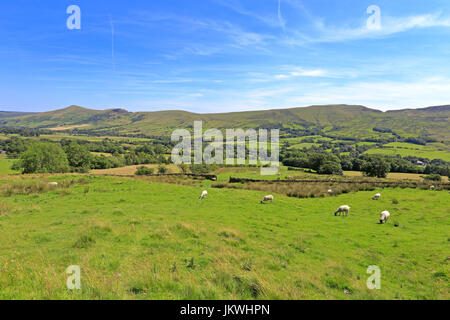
[0,104,449,142]
[4,103,450,116]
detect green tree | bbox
[318,161,343,175]
[14,142,69,174]
[91,154,112,170]
[64,142,92,172]
[308,153,341,172]
[154,144,166,155]
[361,157,391,178]
[6,137,29,158]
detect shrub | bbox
[422,174,442,182]
[190,164,217,174]
[178,163,189,174]
[135,166,154,176]
[157,165,168,174]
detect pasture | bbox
[0,155,17,175]
[344,171,449,182]
[0,175,448,300]
[365,142,450,162]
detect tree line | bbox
[281,150,450,178]
[7,139,170,174]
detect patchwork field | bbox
[365,142,450,162]
[92,164,182,176]
[0,175,448,299]
[344,171,449,182]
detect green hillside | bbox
[1,104,449,143]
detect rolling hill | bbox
[0,104,449,142]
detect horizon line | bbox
[1,103,449,115]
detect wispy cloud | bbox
[213,0,281,27]
[115,11,272,57]
[278,0,286,30]
[285,11,450,45]
[274,68,326,79]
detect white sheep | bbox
[380,211,390,224]
[260,195,274,204]
[48,182,58,186]
[334,205,351,216]
[372,193,382,200]
[199,190,208,199]
[327,189,333,194]
[430,185,435,190]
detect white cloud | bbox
[274,68,326,79]
[288,12,450,44]
[213,0,281,28]
[283,78,450,110]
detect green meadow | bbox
[365,142,450,162]
[0,175,448,300]
[0,155,17,175]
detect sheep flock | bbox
[199,189,405,225]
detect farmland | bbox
[0,155,17,175]
[0,104,449,300]
[0,175,448,300]
[365,142,450,162]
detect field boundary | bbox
[91,173,218,181]
[228,176,450,187]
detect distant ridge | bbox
[0,111,36,118]
[2,103,450,116]
[0,104,449,141]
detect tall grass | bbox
[0,201,11,217]
[211,180,447,198]
[0,174,448,299]
[0,178,88,197]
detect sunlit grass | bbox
[0,175,448,300]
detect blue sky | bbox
[1,0,450,113]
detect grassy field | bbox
[0,155,17,175]
[91,165,449,182]
[0,133,153,143]
[0,175,448,300]
[92,164,182,176]
[344,171,449,182]
[365,142,450,162]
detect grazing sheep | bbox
[199,190,208,199]
[260,195,274,204]
[48,182,58,186]
[372,193,382,200]
[327,189,333,194]
[430,185,435,190]
[334,205,351,216]
[380,211,390,224]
